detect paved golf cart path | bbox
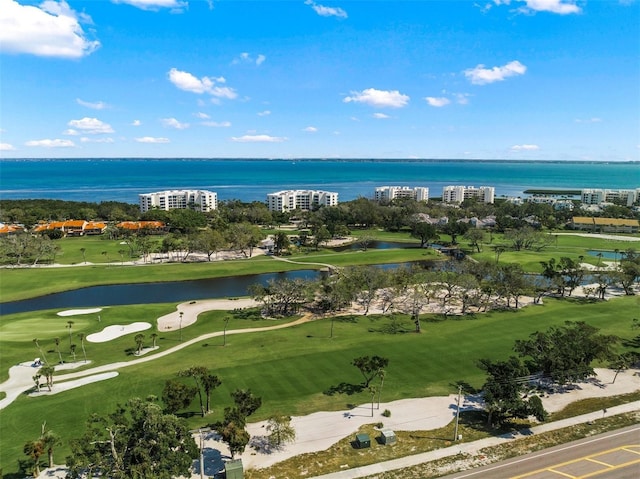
[0,298,314,410]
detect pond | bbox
[586,250,624,261]
[0,260,444,315]
[0,269,323,316]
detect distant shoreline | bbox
[1,157,639,164]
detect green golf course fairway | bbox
[0,294,638,474]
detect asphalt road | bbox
[441,425,640,479]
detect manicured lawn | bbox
[0,294,637,474]
[0,247,435,302]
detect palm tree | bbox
[202,373,222,414]
[32,338,47,365]
[69,344,77,362]
[377,369,386,409]
[23,439,44,477]
[53,337,63,364]
[32,373,42,392]
[150,332,158,349]
[134,333,145,355]
[40,366,55,391]
[40,424,61,468]
[78,333,87,362]
[66,321,74,348]
[80,247,87,264]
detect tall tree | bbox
[134,333,145,355]
[211,389,262,459]
[66,320,74,348]
[78,332,88,362]
[266,415,296,448]
[478,356,545,426]
[410,221,439,248]
[54,337,63,364]
[352,356,389,387]
[514,321,618,384]
[23,439,44,477]
[40,366,55,392]
[66,397,198,479]
[178,366,221,416]
[162,379,197,414]
[40,424,61,468]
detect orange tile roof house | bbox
[0,224,25,235]
[570,216,640,234]
[32,220,107,236]
[116,221,166,233]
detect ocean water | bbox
[0,159,638,204]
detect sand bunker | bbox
[29,372,118,397]
[57,308,102,317]
[86,322,151,343]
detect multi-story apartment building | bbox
[266,189,339,212]
[581,188,640,207]
[139,189,218,213]
[374,186,429,202]
[442,185,495,204]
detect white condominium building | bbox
[442,185,495,204]
[266,189,339,212]
[581,188,640,207]
[374,186,429,202]
[139,189,218,213]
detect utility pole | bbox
[453,385,462,441]
[199,428,204,479]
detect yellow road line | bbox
[511,445,640,479]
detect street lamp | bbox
[179,311,184,342]
[453,385,462,441]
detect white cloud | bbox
[464,60,527,85]
[454,93,471,105]
[67,117,114,134]
[25,138,75,148]
[231,135,287,143]
[372,112,390,119]
[131,120,142,126]
[257,110,271,116]
[303,126,318,132]
[487,0,581,14]
[0,142,16,151]
[168,68,238,99]
[511,144,540,151]
[161,117,189,129]
[343,88,410,108]
[305,0,348,18]
[76,98,109,110]
[135,136,170,143]
[233,52,266,66]
[80,137,114,143]
[518,0,581,14]
[425,97,451,107]
[0,0,100,58]
[575,117,602,123]
[112,0,187,11]
[194,112,210,119]
[202,120,231,127]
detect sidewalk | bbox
[309,401,640,479]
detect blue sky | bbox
[1,0,638,160]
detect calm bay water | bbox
[1,158,638,204]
